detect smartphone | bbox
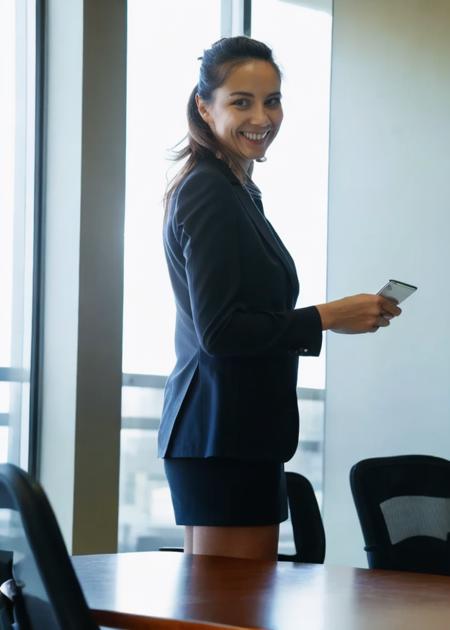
[377,279,417,304]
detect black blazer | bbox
[159,152,322,462]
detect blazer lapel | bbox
[201,153,300,301]
[233,184,300,301]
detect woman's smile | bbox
[239,129,271,145]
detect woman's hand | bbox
[316,294,402,334]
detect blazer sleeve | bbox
[173,170,323,357]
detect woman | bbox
[160,36,401,560]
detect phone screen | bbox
[377,279,417,304]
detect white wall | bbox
[324,0,450,566]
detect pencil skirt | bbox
[163,457,288,526]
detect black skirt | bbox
[164,457,288,526]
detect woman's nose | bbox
[249,104,271,126]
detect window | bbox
[250,0,332,542]
[120,0,222,551]
[252,0,332,391]
[0,0,38,469]
[120,0,332,553]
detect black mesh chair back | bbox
[278,472,325,563]
[350,455,450,575]
[0,463,98,629]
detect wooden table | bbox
[72,551,450,630]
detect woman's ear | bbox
[195,94,210,124]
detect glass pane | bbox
[0,0,36,467]
[120,0,222,551]
[122,0,221,376]
[251,0,333,389]
[252,2,332,548]
[0,3,15,369]
[119,423,182,551]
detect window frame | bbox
[0,0,46,474]
[28,0,47,477]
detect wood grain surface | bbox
[73,551,450,630]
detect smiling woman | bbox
[195,59,283,168]
[160,35,401,561]
[163,37,286,214]
[161,37,309,560]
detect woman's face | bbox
[196,60,283,170]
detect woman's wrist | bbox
[315,303,334,331]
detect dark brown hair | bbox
[164,36,281,217]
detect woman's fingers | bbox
[379,296,402,317]
[317,293,403,334]
[371,315,390,333]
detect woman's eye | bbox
[233,99,250,108]
[266,97,281,107]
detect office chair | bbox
[350,455,450,575]
[161,472,326,564]
[0,463,99,629]
[277,472,325,563]
[0,464,263,630]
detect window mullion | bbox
[221,0,247,36]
